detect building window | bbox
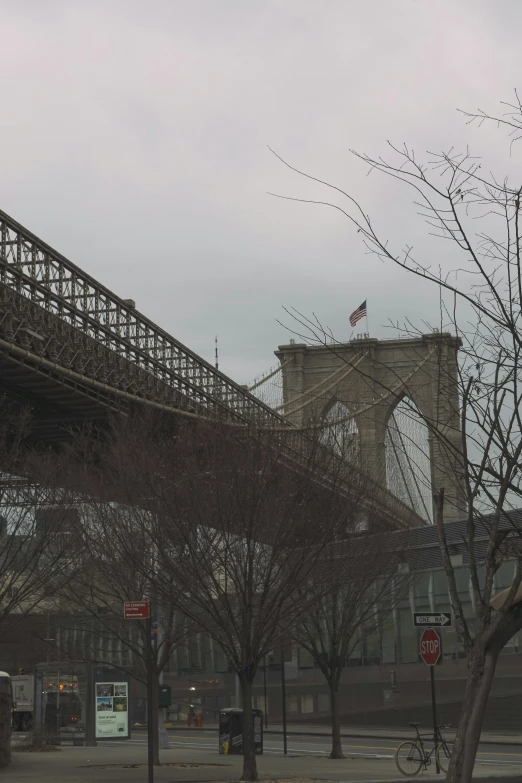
[414,574,431,606]
[348,640,362,666]
[298,646,314,668]
[398,606,417,663]
[381,616,397,664]
[317,692,330,712]
[300,693,314,714]
[496,561,515,591]
[364,628,381,665]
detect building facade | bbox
[3,514,522,732]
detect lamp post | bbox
[263,655,268,729]
[189,686,195,724]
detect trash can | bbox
[218,707,263,755]
[158,686,171,709]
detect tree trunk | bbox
[460,649,499,782]
[151,668,160,766]
[447,647,499,783]
[241,678,257,781]
[329,682,344,759]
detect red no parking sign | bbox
[420,628,441,666]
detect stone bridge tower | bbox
[275,333,466,524]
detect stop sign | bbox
[420,628,441,666]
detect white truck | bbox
[11,674,33,731]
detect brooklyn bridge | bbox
[0,208,463,529]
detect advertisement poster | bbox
[95,682,129,738]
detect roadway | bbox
[11,728,522,782]
[126,728,522,767]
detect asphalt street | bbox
[119,729,522,768]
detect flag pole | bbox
[365,300,370,337]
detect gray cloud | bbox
[1,0,520,382]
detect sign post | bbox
[280,648,287,756]
[420,628,441,774]
[146,611,153,783]
[124,601,152,783]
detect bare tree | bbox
[269,91,522,783]
[292,532,410,759]
[80,411,365,781]
[0,411,77,635]
[32,424,194,765]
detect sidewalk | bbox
[156,722,522,747]
[7,742,520,783]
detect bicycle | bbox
[395,722,455,776]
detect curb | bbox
[344,778,522,783]
[132,725,522,747]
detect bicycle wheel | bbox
[395,741,423,776]
[436,740,455,773]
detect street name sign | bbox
[123,601,150,620]
[420,628,441,666]
[413,612,452,628]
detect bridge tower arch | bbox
[384,394,432,522]
[320,399,360,463]
[275,334,465,523]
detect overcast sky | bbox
[2,0,520,384]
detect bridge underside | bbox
[0,349,115,444]
[0,283,203,444]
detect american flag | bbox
[349,300,367,327]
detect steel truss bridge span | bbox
[0,209,285,431]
